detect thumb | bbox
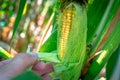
[0,52,38,79]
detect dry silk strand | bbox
[60,6,75,58]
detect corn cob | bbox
[56,2,87,80]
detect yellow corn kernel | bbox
[59,6,75,58]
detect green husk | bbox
[56,3,87,80]
[38,52,60,63]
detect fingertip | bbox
[32,61,45,70]
[46,63,54,72]
[32,62,54,76]
[42,74,52,80]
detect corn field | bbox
[0,0,120,80]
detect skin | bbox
[0,52,54,80]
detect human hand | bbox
[0,52,54,80]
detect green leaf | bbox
[52,1,60,32]
[39,30,57,52]
[90,0,120,56]
[11,0,26,39]
[0,47,13,59]
[84,20,120,80]
[87,0,109,44]
[106,45,120,80]
[12,71,43,80]
[87,0,120,56]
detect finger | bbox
[0,59,12,67]
[32,62,54,75]
[0,52,38,79]
[10,52,38,70]
[42,74,52,80]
